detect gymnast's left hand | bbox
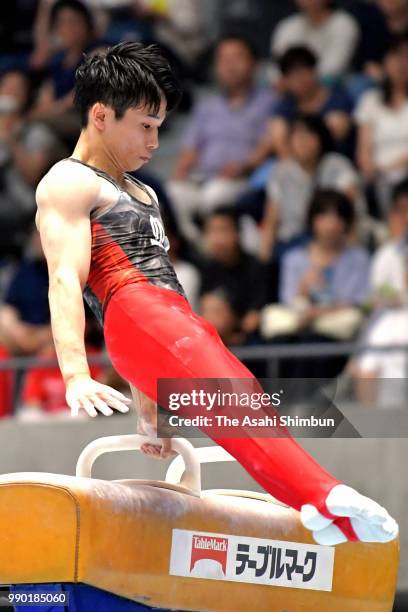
[66,374,132,417]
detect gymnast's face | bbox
[90,98,166,171]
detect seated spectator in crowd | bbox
[0,69,65,256]
[355,36,408,216]
[102,1,156,45]
[198,208,268,343]
[0,227,52,416]
[261,190,370,377]
[352,306,408,408]
[349,177,408,408]
[16,306,105,419]
[0,0,43,74]
[267,46,354,159]
[151,0,210,74]
[280,189,370,312]
[346,0,408,83]
[258,115,364,262]
[200,291,246,347]
[364,0,408,80]
[101,2,195,112]
[271,0,360,81]
[105,0,209,75]
[0,227,51,354]
[30,0,99,141]
[378,0,408,37]
[168,36,276,241]
[370,177,408,305]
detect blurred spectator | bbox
[0,228,51,353]
[352,307,408,408]
[0,0,42,74]
[355,36,408,216]
[378,0,408,36]
[345,0,408,82]
[168,36,275,241]
[199,208,268,343]
[267,46,354,159]
[258,115,364,262]
[261,190,369,377]
[200,292,244,346]
[17,306,104,419]
[102,1,155,45]
[279,189,370,309]
[30,0,99,142]
[115,0,209,72]
[369,177,408,306]
[154,0,209,71]
[0,227,52,417]
[271,0,360,81]
[367,0,408,79]
[350,172,408,408]
[102,2,195,110]
[0,69,65,256]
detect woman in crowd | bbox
[271,0,360,81]
[356,36,408,216]
[30,0,99,141]
[262,189,370,379]
[258,114,364,262]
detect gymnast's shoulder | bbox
[36,158,101,222]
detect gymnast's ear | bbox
[90,102,111,131]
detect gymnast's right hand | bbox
[65,374,132,417]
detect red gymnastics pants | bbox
[104,283,356,540]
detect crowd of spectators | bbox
[0,0,407,417]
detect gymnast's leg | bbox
[104,284,398,545]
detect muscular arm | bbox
[36,162,131,416]
[36,163,98,384]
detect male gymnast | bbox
[35,42,398,546]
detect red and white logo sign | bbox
[169,529,335,591]
[190,535,228,574]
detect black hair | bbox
[392,176,408,206]
[307,189,355,233]
[50,0,94,32]
[291,114,334,157]
[278,45,317,75]
[206,206,240,231]
[74,42,182,127]
[216,34,259,60]
[382,35,408,105]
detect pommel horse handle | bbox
[165,445,236,494]
[75,434,202,495]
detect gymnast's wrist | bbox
[64,371,91,386]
